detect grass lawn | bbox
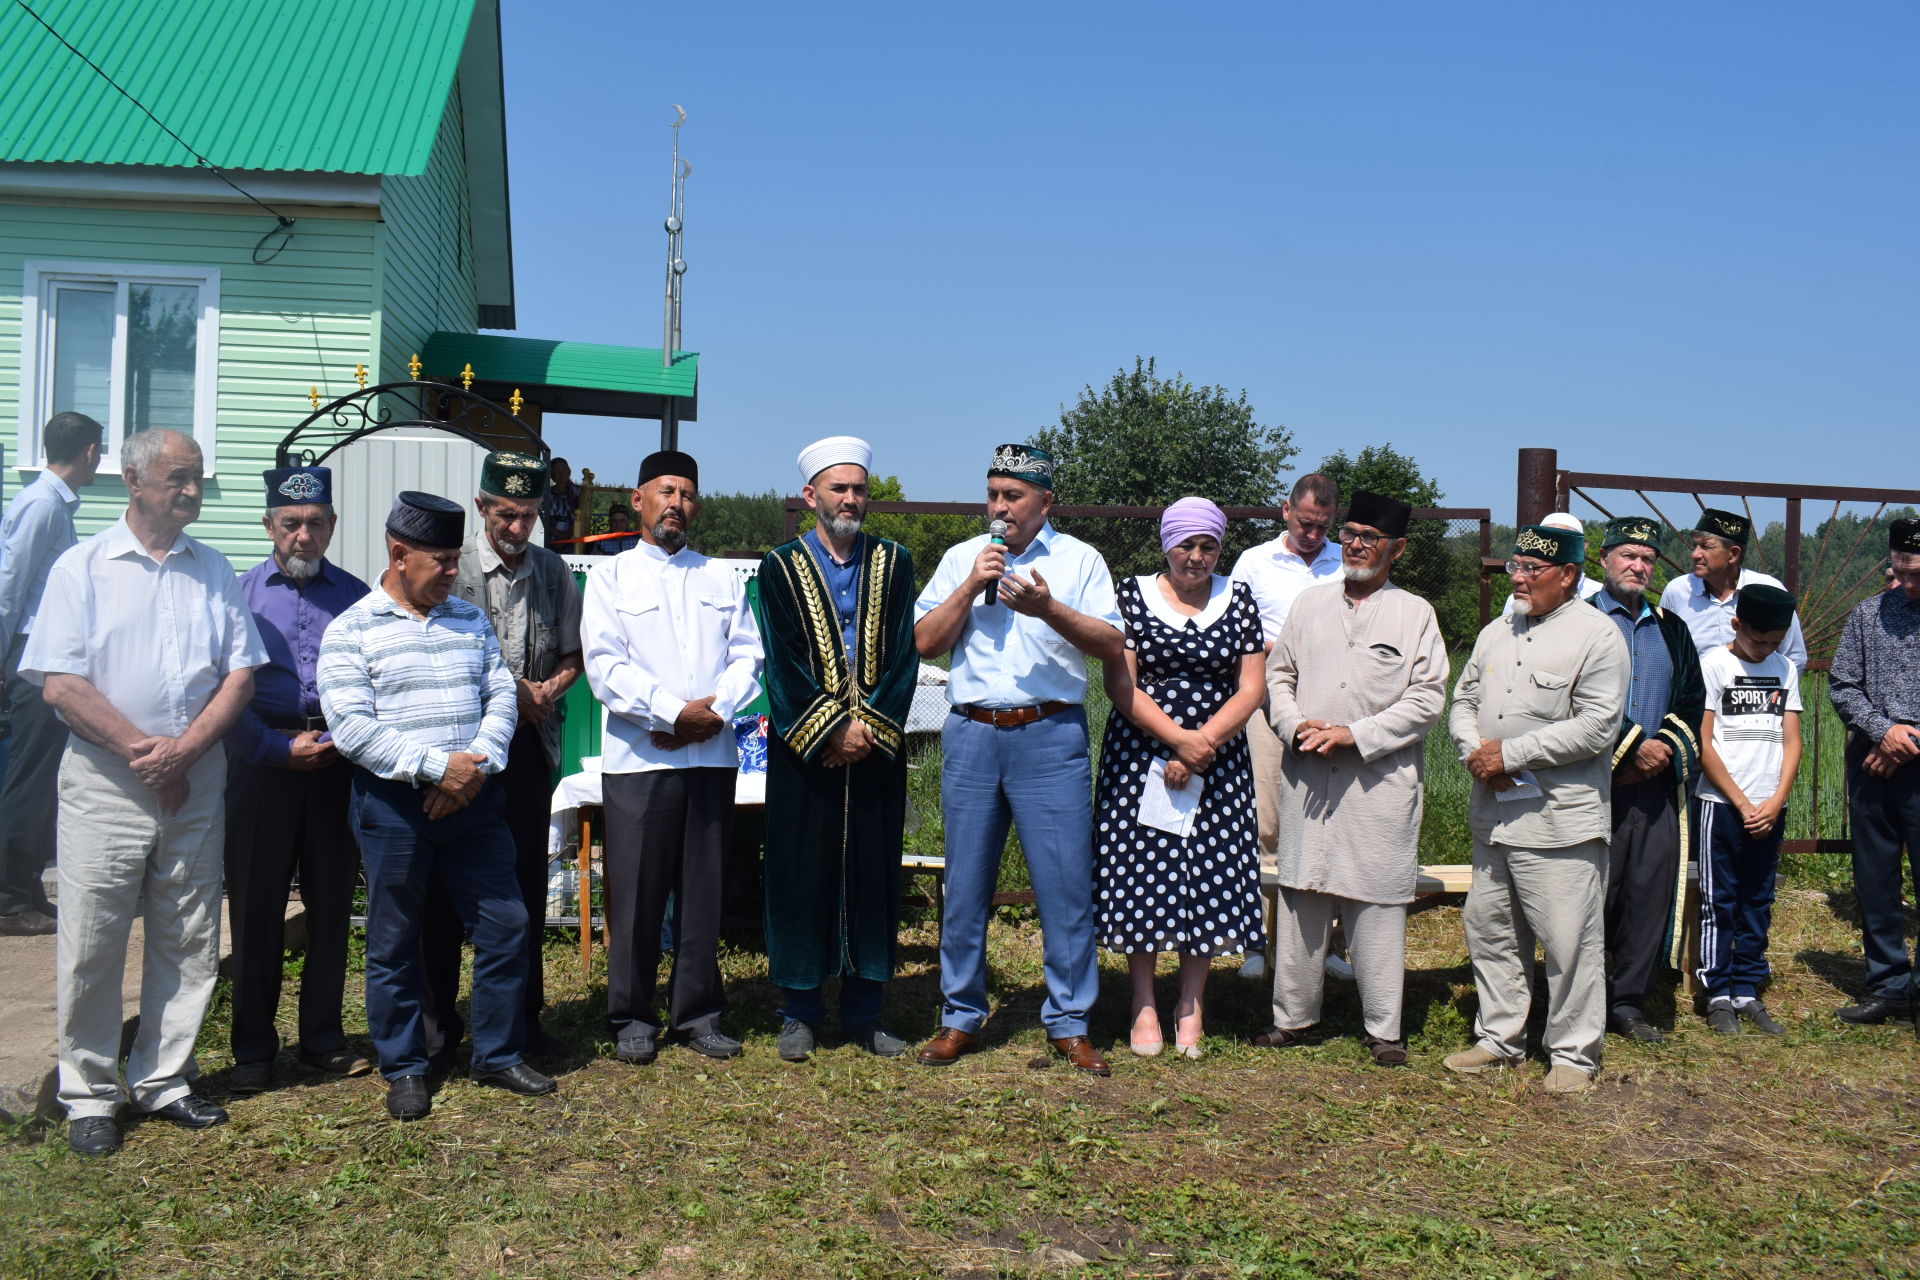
[5,864,1920,1279]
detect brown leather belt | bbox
[956,701,1071,727]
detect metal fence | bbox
[794,500,1495,862]
[1515,447,1920,855]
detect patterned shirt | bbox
[317,584,516,786]
[1829,589,1920,745]
[1596,586,1674,736]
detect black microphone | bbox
[982,519,1008,606]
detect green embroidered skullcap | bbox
[988,442,1056,489]
[1603,515,1662,551]
[1735,583,1796,633]
[1696,508,1750,547]
[480,451,549,500]
[1513,524,1585,565]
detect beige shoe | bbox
[1543,1063,1592,1094]
[1442,1045,1519,1075]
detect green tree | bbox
[1031,357,1297,577]
[689,489,786,557]
[864,474,980,593]
[1317,444,1444,510]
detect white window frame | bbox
[17,260,221,474]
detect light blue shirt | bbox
[0,469,80,641]
[1657,567,1807,670]
[915,521,1121,708]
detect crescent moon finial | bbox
[677,158,692,179]
[670,104,686,128]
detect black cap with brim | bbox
[1513,524,1585,565]
[639,450,699,487]
[1697,508,1751,547]
[1735,583,1796,634]
[1890,519,1920,555]
[386,491,464,550]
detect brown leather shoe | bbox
[1047,1035,1111,1076]
[915,1027,981,1066]
[1251,1024,1323,1048]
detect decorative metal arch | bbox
[275,378,545,468]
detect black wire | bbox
[13,0,295,255]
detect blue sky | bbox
[498,2,1917,515]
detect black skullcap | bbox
[1889,519,1920,556]
[385,491,464,550]
[1345,490,1411,538]
[263,466,332,509]
[638,450,699,487]
[1696,508,1751,547]
[1603,515,1662,551]
[1735,583,1797,634]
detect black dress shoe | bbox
[685,1032,742,1060]
[1835,995,1914,1025]
[0,909,57,936]
[68,1116,120,1156]
[1609,1010,1667,1045]
[145,1094,228,1130]
[229,1061,273,1095]
[470,1061,556,1096]
[1738,1001,1787,1036]
[387,1075,431,1121]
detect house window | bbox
[19,261,220,473]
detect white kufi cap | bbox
[797,435,873,485]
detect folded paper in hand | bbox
[1138,758,1203,836]
[1494,768,1543,803]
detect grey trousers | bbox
[57,740,227,1118]
[1462,838,1609,1074]
[1271,887,1407,1040]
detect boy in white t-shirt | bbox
[1695,583,1803,1035]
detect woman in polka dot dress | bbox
[1095,497,1268,1058]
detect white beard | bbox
[826,513,864,539]
[495,538,528,558]
[281,554,321,581]
[1342,561,1386,584]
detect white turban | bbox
[1540,512,1584,532]
[797,435,873,485]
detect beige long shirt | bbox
[1448,594,1629,850]
[1267,581,1449,904]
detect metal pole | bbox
[1784,497,1802,596]
[660,400,678,452]
[1516,447,1558,528]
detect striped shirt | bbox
[317,585,517,786]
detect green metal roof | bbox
[0,0,474,174]
[419,332,699,419]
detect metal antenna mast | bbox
[660,105,690,450]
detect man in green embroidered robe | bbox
[758,436,919,1061]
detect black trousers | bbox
[421,726,555,1053]
[0,635,66,915]
[224,752,359,1065]
[602,767,733,1040]
[1847,738,1920,1000]
[1605,776,1681,1015]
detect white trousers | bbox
[1271,887,1407,1040]
[56,740,227,1118]
[1461,838,1608,1074]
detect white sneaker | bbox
[1237,953,1266,980]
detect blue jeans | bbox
[780,977,885,1031]
[351,772,528,1078]
[937,707,1099,1037]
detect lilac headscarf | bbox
[1160,496,1227,553]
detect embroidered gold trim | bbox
[859,539,891,693]
[1612,723,1643,769]
[786,547,846,701]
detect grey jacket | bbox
[453,535,583,769]
[1449,594,1630,850]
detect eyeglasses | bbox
[1336,526,1387,549]
[1504,559,1560,579]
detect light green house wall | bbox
[2,90,479,569]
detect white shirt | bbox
[1501,573,1603,618]
[583,541,764,773]
[21,517,266,737]
[1658,568,1808,670]
[1698,645,1802,805]
[1228,533,1344,646]
[914,521,1121,708]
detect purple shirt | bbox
[227,556,371,766]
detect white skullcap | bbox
[797,435,873,484]
[1540,512,1584,531]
